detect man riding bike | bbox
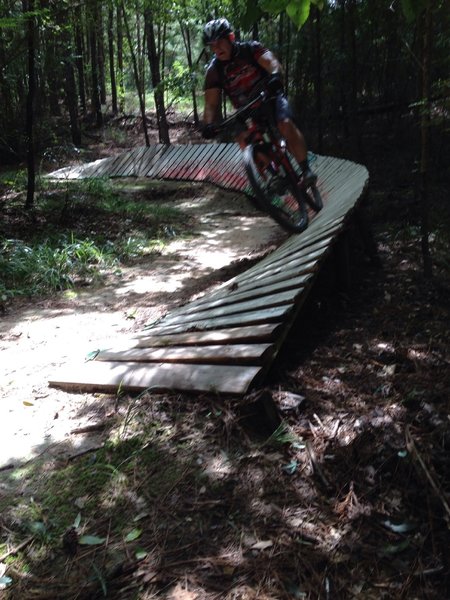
[201,18,317,186]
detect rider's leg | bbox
[277,118,316,185]
[274,95,317,185]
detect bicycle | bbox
[209,87,323,233]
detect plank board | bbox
[132,323,283,346]
[49,362,261,395]
[46,144,369,395]
[96,343,273,365]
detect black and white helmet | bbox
[202,18,233,45]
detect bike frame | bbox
[217,91,300,186]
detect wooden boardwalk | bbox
[49,143,369,395]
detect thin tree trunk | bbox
[98,6,107,105]
[313,6,323,152]
[116,5,125,112]
[348,0,362,159]
[179,18,198,125]
[108,6,118,114]
[121,2,150,146]
[74,6,86,114]
[144,9,170,144]
[0,33,12,126]
[89,1,103,126]
[419,1,433,278]
[64,60,81,145]
[339,0,349,141]
[23,0,36,209]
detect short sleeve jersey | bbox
[204,41,268,108]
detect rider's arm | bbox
[256,50,282,76]
[203,87,222,124]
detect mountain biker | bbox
[201,17,317,186]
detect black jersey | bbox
[204,41,268,108]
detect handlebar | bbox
[212,90,269,133]
[205,85,278,137]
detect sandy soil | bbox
[0,187,286,470]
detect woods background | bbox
[1,0,448,168]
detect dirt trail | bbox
[0,189,286,469]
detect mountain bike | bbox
[210,88,323,233]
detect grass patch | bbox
[0,176,194,301]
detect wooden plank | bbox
[182,144,227,182]
[233,254,320,290]
[235,237,331,283]
[157,289,297,327]
[130,323,283,348]
[109,147,147,177]
[129,145,161,177]
[83,156,116,178]
[49,361,261,395]
[145,304,292,336]
[133,323,283,345]
[151,145,181,179]
[96,343,273,365]
[175,144,211,180]
[144,145,171,178]
[134,146,166,177]
[168,272,312,317]
[160,145,198,179]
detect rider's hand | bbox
[201,123,216,139]
[267,74,284,95]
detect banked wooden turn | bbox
[48,143,369,395]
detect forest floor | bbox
[0,114,449,599]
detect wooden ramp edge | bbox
[48,144,369,395]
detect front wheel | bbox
[243,145,308,234]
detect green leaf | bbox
[400,0,427,23]
[125,528,142,542]
[73,512,82,528]
[78,535,106,546]
[241,3,265,30]
[260,0,290,14]
[286,0,311,29]
[135,548,148,560]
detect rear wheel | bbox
[243,145,308,234]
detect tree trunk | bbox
[419,1,433,278]
[23,0,36,209]
[339,0,349,141]
[116,5,125,112]
[0,32,12,126]
[313,5,323,152]
[121,2,150,146]
[97,5,107,106]
[74,6,87,115]
[108,6,118,114]
[64,59,81,145]
[144,9,170,144]
[89,1,103,126]
[179,18,199,125]
[347,0,362,159]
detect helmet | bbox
[202,18,234,45]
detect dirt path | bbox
[0,188,286,469]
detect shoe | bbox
[301,167,317,187]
